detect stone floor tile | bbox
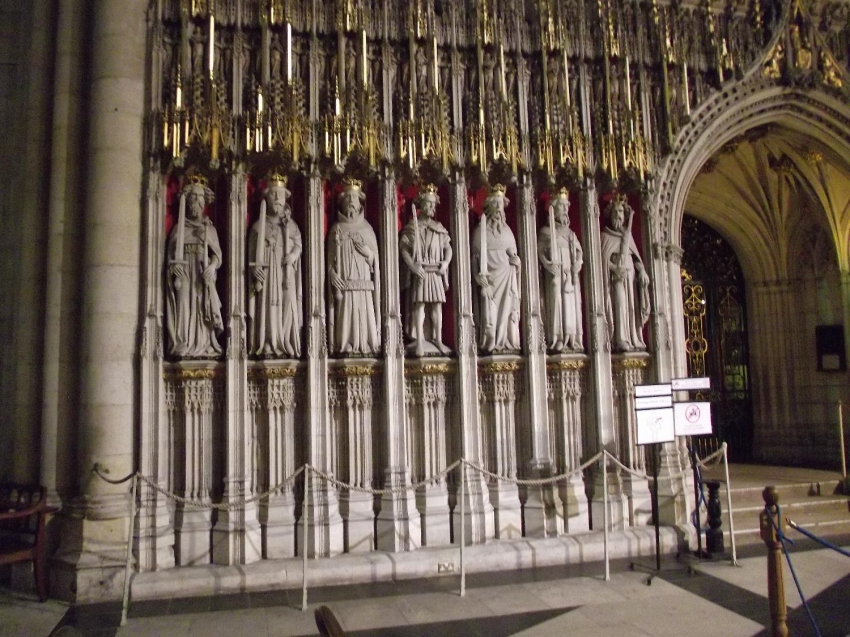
[168,596,212,615]
[464,582,555,615]
[115,614,194,637]
[325,598,412,631]
[186,608,268,637]
[263,604,324,636]
[393,590,495,624]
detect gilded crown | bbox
[266,171,288,188]
[489,183,507,197]
[420,183,439,196]
[184,170,208,188]
[551,187,570,200]
[341,177,362,191]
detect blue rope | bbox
[787,520,850,558]
[690,452,707,533]
[766,505,823,637]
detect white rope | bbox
[461,452,604,486]
[307,460,462,495]
[604,451,651,480]
[135,466,305,511]
[93,452,615,508]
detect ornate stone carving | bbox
[327,179,381,356]
[165,175,224,358]
[248,175,303,358]
[472,186,522,354]
[400,185,453,357]
[538,189,584,353]
[601,195,651,353]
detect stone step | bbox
[719,481,842,505]
[700,482,850,546]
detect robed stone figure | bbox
[247,175,302,357]
[538,189,584,352]
[400,185,452,357]
[327,178,381,356]
[472,185,522,353]
[600,195,651,352]
[166,176,224,358]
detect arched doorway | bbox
[680,216,753,461]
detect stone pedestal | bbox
[479,357,523,539]
[405,360,453,546]
[612,353,652,526]
[250,364,302,559]
[546,356,591,533]
[329,362,380,553]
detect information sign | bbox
[674,402,713,436]
[636,408,676,445]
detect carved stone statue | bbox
[472,185,521,353]
[600,195,651,352]
[538,189,584,352]
[400,185,452,357]
[327,178,381,356]
[166,175,224,358]
[248,175,302,358]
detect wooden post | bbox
[759,486,788,637]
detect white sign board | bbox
[634,384,672,398]
[674,402,713,436]
[635,395,673,410]
[671,377,711,391]
[636,408,676,445]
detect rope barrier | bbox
[461,452,603,486]
[786,518,850,558]
[766,505,823,637]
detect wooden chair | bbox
[0,483,58,601]
[314,605,347,637]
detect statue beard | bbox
[486,215,505,233]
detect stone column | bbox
[331,363,380,553]
[376,174,421,551]
[137,173,175,571]
[39,0,85,506]
[579,183,627,530]
[479,358,523,538]
[52,0,147,602]
[449,176,494,543]
[9,0,52,486]
[750,281,797,463]
[172,364,218,566]
[303,168,343,557]
[405,362,452,546]
[546,357,590,532]
[252,365,300,559]
[213,170,262,565]
[656,242,691,525]
[611,355,652,526]
[515,178,562,537]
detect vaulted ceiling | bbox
[684,125,850,282]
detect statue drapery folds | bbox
[166,176,224,359]
[538,189,584,352]
[400,185,452,357]
[600,195,651,352]
[248,175,303,358]
[327,178,382,356]
[471,185,522,354]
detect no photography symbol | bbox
[685,404,701,423]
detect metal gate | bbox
[681,216,753,461]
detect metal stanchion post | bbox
[302,466,310,611]
[603,451,610,582]
[460,460,466,597]
[839,401,847,481]
[759,486,788,637]
[120,474,138,627]
[722,443,738,566]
